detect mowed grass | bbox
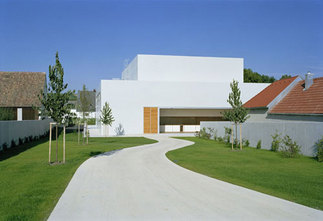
[166,137,323,210]
[0,133,156,221]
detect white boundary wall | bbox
[0,119,52,150]
[201,121,323,157]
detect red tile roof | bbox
[270,77,323,114]
[243,76,298,108]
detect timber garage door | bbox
[144,107,158,133]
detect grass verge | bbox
[166,137,323,210]
[0,133,156,220]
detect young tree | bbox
[78,84,91,121]
[223,80,249,150]
[100,102,114,136]
[38,52,73,163]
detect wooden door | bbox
[144,107,158,133]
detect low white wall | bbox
[201,121,323,157]
[0,119,52,150]
[183,125,200,132]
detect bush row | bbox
[196,127,323,161]
[0,130,50,153]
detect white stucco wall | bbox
[100,80,268,135]
[0,119,52,150]
[122,54,243,83]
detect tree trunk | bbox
[235,123,238,148]
[49,123,52,164]
[83,123,85,145]
[231,124,233,150]
[78,123,80,145]
[103,124,109,137]
[63,125,66,163]
[240,123,242,150]
[56,124,58,163]
[86,123,88,144]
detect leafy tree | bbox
[38,52,73,162]
[280,74,292,80]
[223,80,249,150]
[100,102,114,136]
[78,84,91,121]
[0,108,14,121]
[244,68,275,83]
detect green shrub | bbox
[11,140,16,148]
[0,107,15,121]
[2,143,8,151]
[271,131,282,152]
[217,137,224,142]
[199,128,211,139]
[256,140,261,149]
[315,137,323,162]
[281,135,301,158]
[19,138,24,145]
[243,139,250,147]
[224,127,232,143]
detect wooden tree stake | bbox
[49,123,52,163]
[63,125,66,163]
[56,124,58,163]
[86,123,89,144]
[231,124,233,150]
[78,123,80,145]
[240,123,242,150]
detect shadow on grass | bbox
[90,149,121,158]
[0,137,48,162]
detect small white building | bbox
[96,54,269,135]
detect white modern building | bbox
[96,54,269,135]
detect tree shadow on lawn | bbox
[0,137,49,162]
[89,149,121,158]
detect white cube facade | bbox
[97,54,269,135]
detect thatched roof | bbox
[0,71,46,107]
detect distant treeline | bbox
[244,68,291,83]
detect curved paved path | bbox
[49,135,323,221]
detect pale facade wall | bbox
[0,119,52,150]
[100,80,268,135]
[201,121,323,157]
[247,109,269,122]
[122,54,243,83]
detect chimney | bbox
[304,72,314,90]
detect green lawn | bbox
[166,137,323,210]
[0,133,156,221]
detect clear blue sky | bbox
[1,0,322,91]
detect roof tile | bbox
[270,77,323,114]
[243,76,297,108]
[0,71,46,107]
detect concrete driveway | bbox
[48,135,323,221]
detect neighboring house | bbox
[70,90,96,119]
[244,73,323,122]
[96,54,269,135]
[0,71,46,120]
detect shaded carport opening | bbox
[159,108,227,133]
